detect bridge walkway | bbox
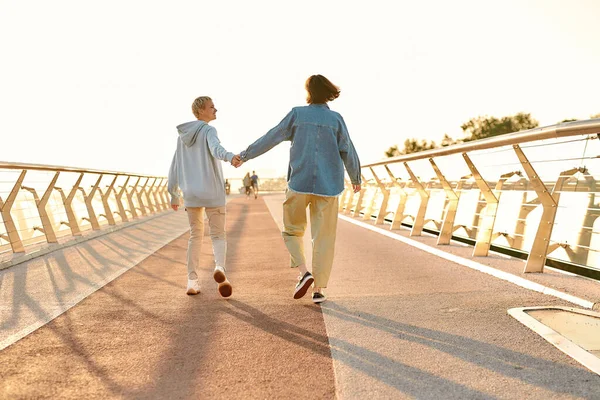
[1,194,600,399]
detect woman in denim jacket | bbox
[240,75,362,303]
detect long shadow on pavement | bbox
[130,202,252,399]
[226,300,494,399]
[312,301,600,398]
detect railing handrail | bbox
[0,161,165,178]
[364,118,600,168]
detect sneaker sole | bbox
[218,281,233,298]
[186,288,200,295]
[312,296,326,304]
[213,269,226,284]
[293,276,314,299]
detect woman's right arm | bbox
[240,109,296,162]
[207,127,235,163]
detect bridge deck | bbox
[1,194,600,399]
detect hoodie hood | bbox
[177,120,208,147]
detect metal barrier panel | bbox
[341,119,600,277]
[0,162,170,266]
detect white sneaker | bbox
[186,279,200,295]
[213,265,227,284]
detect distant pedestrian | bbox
[250,171,259,199]
[238,75,361,304]
[243,172,252,199]
[168,96,241,297]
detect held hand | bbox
[171,204,179,211]
[231,154,243,168]
[352,184,361,193]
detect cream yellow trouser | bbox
[282,190,339,288]
[186,206,226,280]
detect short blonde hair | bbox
[192,96,212,119]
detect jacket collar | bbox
[309,103,330,109]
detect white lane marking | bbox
[338,214,595,310]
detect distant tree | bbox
[385,145,401,157]
[591,113,600,119]
[385,138,437,157]
[440,133,458,147]
[401,138,437,155]
[384,112,539,157]
[460,112,539,142]
[560,118,578,123]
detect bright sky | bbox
[1,0,599,179]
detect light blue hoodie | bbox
[168,120,234,208]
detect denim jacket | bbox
[240,104,361,197]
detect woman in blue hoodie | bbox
[240,75,362,303]
[168,96,241,297]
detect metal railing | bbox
[0,162,170,265]
[340,119,600,279]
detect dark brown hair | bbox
[305,75,340,104]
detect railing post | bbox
[339,180,352,212]
[352,174,368,218]
[494,171,521,192]
[463,153,498,257]
[403,162,429,236]
[80,174,103,230]
[153,179,165,212]
[362,177,378,221]
[513,144,559,273]
[551,167,581,200]
[145,178,157,214]
[343,180,356,214]
[21,171,60,244]
[159,180,169,209]
[127,177,141,219]
[115,176,131,222]
[429,159,459,245]
[370,167,391,225]
[136,178,148,216]
[56,172,84,236]
[99,175,118,225]
[385,165,408,230]
[0,170,27,253]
